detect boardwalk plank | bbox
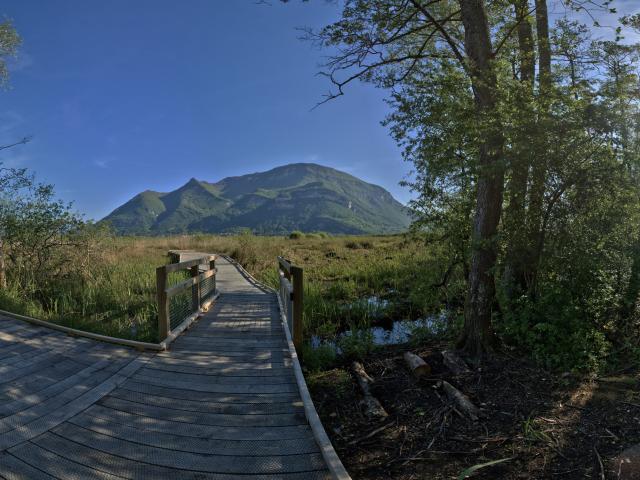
[51,422,327,474]
[9,442,124,479]
[115,380,299,404]
[0,356,132,417]
[0,355,148,450]
[97,396,307,427]
[68,414,320,456]
[85,404,315,441]
[108,388,304,415]
[33,431,331,480]
[127,374,299,394]
[134,367,296,384]
[0,452,55,480]
[140,362,293,376]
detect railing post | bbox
[190,264,200,312]
[156,265,169,341]
[209,256,216,294]
[291,265,304,351]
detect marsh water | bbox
[310,296,448,351]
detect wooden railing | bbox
[156,255,217,341]
[277,256,303,351]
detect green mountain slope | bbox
[102,163,411,235]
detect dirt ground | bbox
[307,343,640,479]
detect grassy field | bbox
[0,233,462,351]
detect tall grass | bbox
[0,233,463,344]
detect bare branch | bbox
[492,4,537,57]
[0,136,31,153]
[409,0,467,71]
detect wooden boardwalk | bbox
[0,257,341,479]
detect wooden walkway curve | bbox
[0,256,348,479]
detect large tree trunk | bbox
[457,0,506,359]
[0,238,6,290]
[503,0,535,299]
[526,0,552,296]
[622,236,640,322]
[534,0,552,92]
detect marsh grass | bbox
[0,233,463,345]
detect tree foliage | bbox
[310,0,640,369]
[0,172,107,306]
[0,18,20,87]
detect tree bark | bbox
[457,0,505,359]
[527,0,552,296]
[503,0,535,298]
[352,361,388,418]
[0,238,6,290]
[535,0,552,93]
[442,349,471,374]
[403,351,431,378]
[438,380,480,421]
[622,236,640,321]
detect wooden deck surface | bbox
[0,257,333,479]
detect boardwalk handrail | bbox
[156,255,217,340]
[277,256,303,351]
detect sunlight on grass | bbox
[0,233,460,344]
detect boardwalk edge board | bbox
[221,255,352,480]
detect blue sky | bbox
[0,1,637,220]
[0,1,405,220]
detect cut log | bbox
[352,361,388,418]
[437,380,480,421]
[442,350,471,374]
[403,352,431,378]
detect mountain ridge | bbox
[102,163,411,235]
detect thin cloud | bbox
[0,110,24,136]
[93,155,118,169]
[7,52,34,72]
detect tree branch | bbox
[409,0,467,72]
[0,136,31,152]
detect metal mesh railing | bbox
[200,275,216,302]
[168,287,195,331]
[156,255,218,341]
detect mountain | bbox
[102,163,411,235]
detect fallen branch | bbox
[442,350,471,374]
[347,421,394,445]
[594,447,605,480]
[404,351,431,378]
[437,380,480,421]
[352,361,388,418]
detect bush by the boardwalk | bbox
[0,167,113,332]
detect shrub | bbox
[301,343,337,371]
[337,329,375,360]
[289,231,303,239]
[345,239,374,249]
[499,295,612,372]
[229,229,258,269]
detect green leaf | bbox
[457,457,514,480]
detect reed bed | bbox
[0,233,460,344]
